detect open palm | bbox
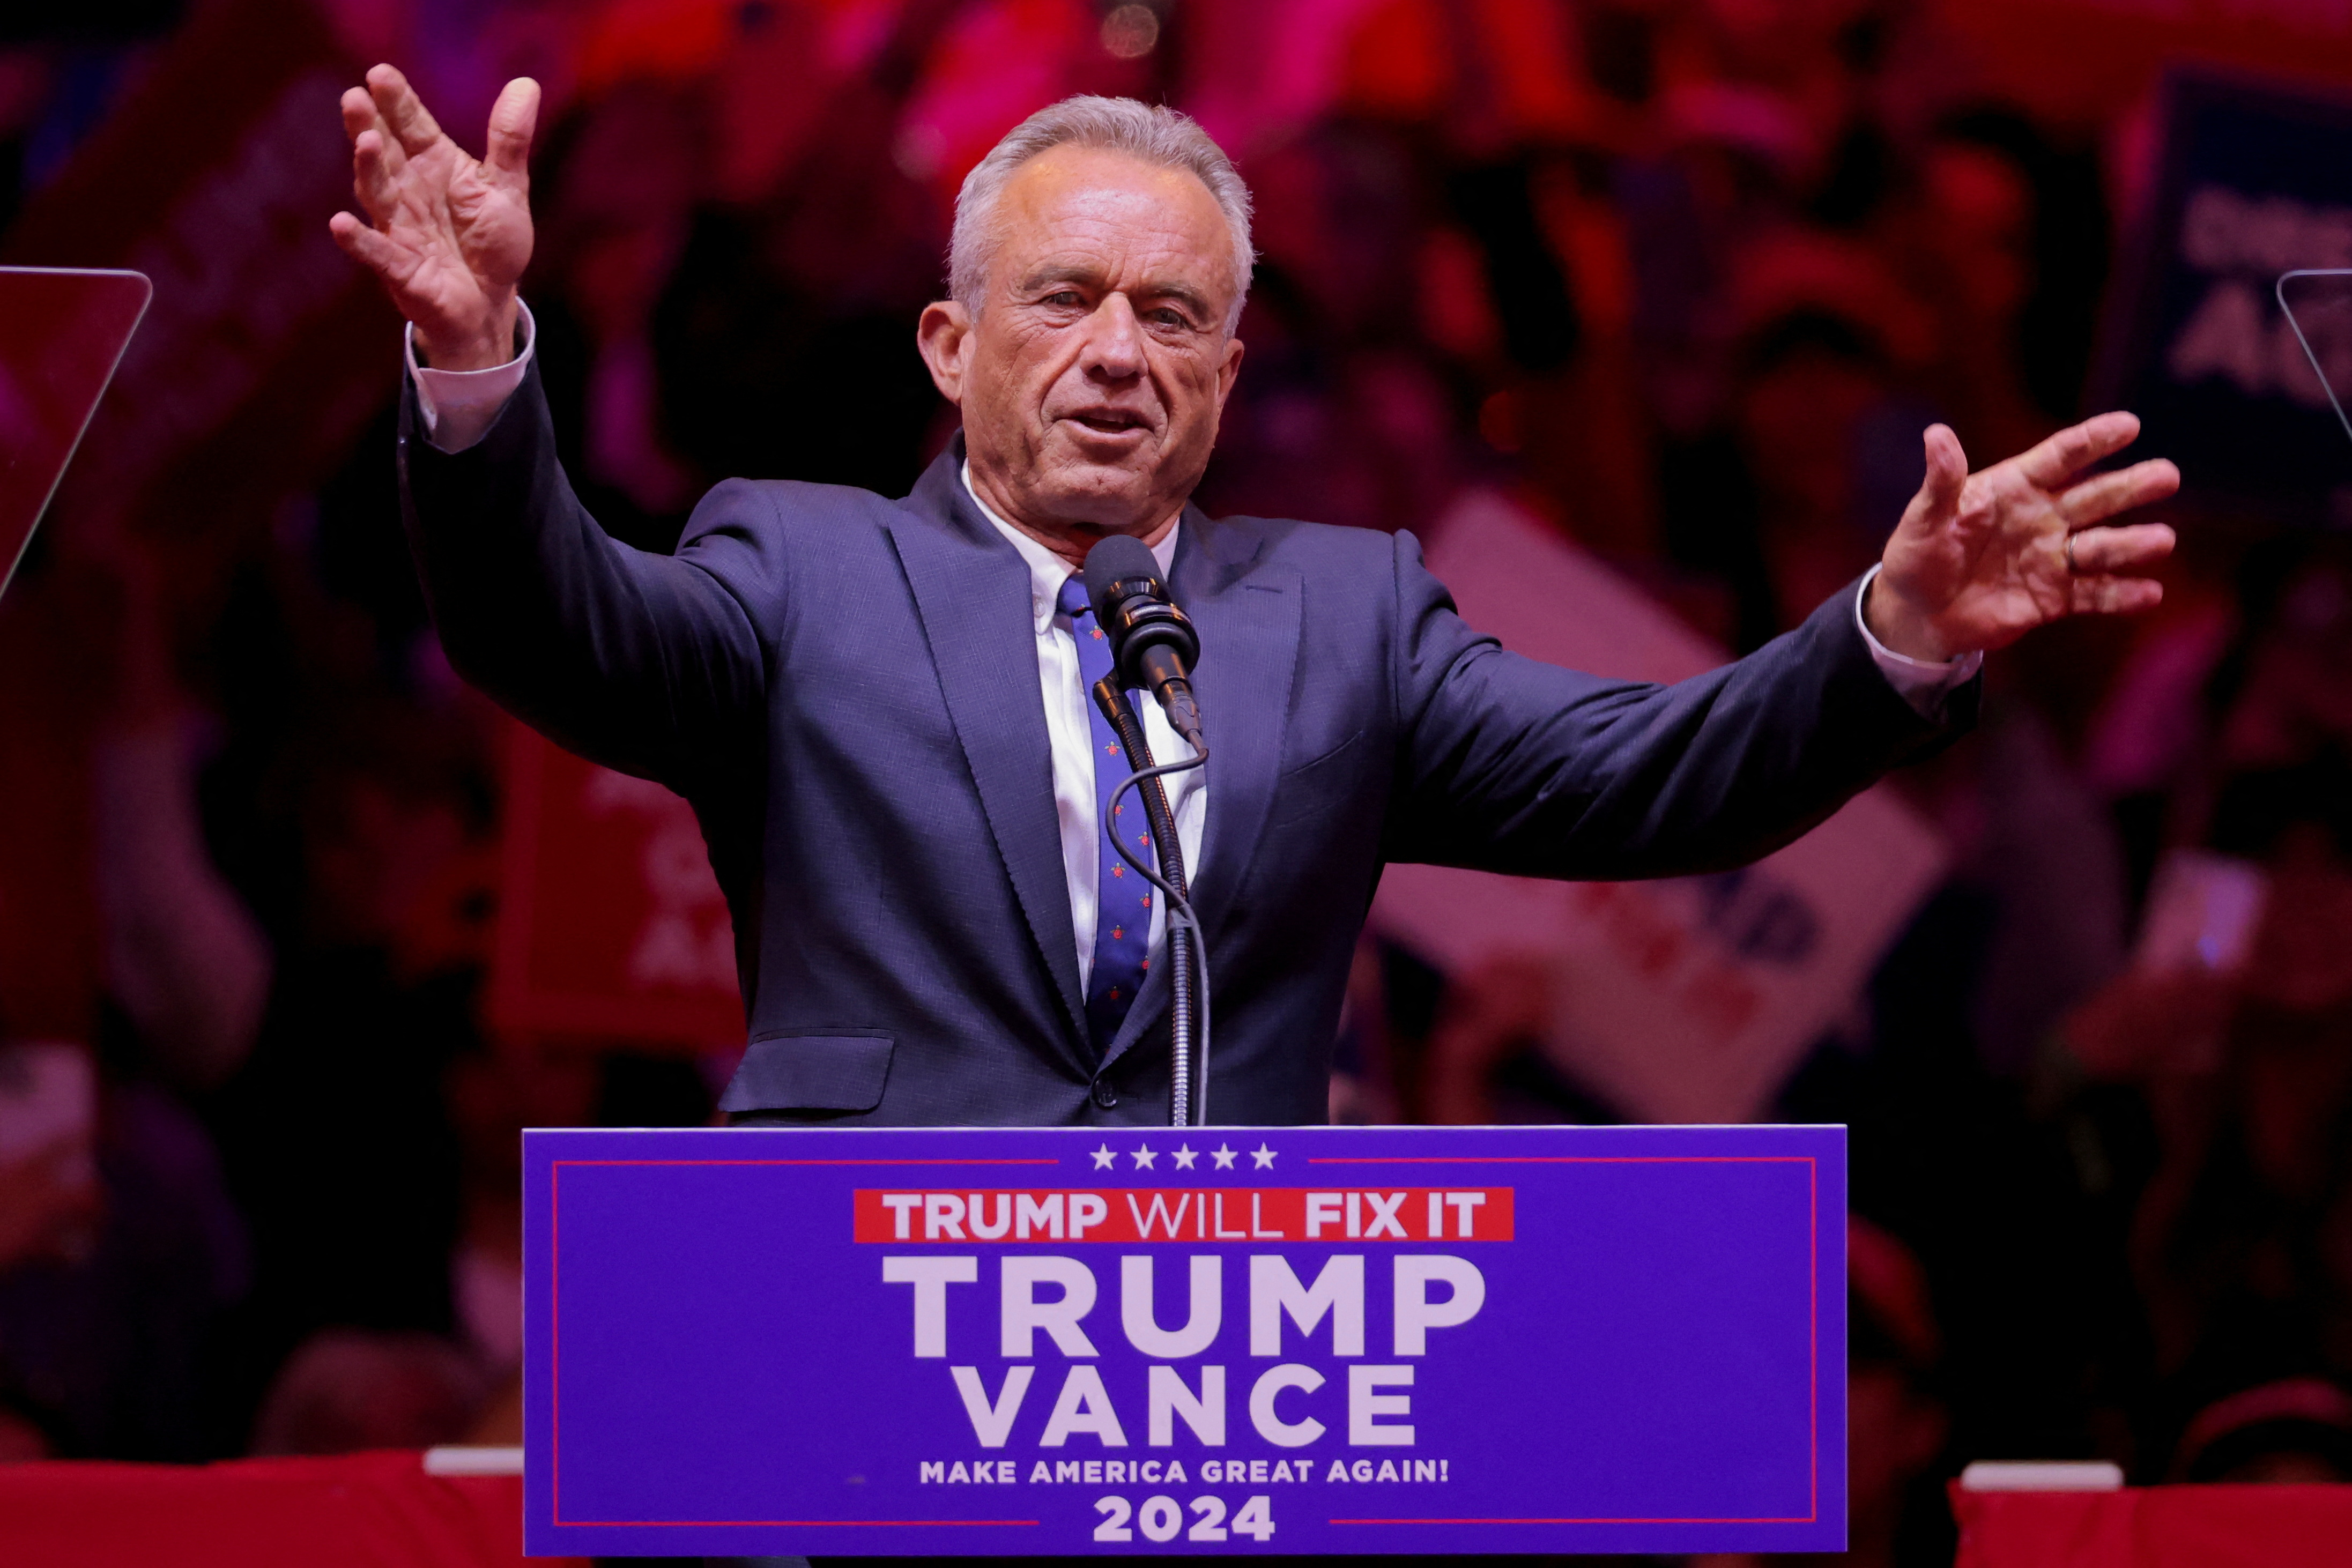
[328,65,538,371]
[1871,414,2180,662]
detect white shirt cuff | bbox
[1856,564,1982,719]
[407,301,536,454]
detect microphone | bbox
[1084,534,1204,749]
[1082,532,1214,1126]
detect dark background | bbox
[6,3,2352,1563]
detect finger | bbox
[340,85,384,145]
[484,77,540,181]
[366,62,446,158]
[346,91,409,182]
[328,211,410,281]
[2059,457,2179,527]
[1908,422,1967,525]
[2014,410,2141,488]
[2065,522,2177,577]
[343,93,410,187]
[2068,574,2165,618]
[352,129,400,223]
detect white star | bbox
[1131,1146,1158,1170]
[1092,1144,1117,1170]
[1251,1143,1277,1169]
[1211,1144,1238,1170]
[1171,1145,1198,1170]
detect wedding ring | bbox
[2064,532,2080,575]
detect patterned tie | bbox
[1059,575,1155,1049]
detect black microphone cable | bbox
[1092,678,1213,1127]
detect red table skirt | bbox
[0,1450,582,1567]
[1953,1483,2352,1568]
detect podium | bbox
[523,1122,1845,1557]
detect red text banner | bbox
[854,1187,1516,1244]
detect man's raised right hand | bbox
[328,65,538,372]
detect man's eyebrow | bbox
[1140,281,1214,321]
[1017,262,1102,293]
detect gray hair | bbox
[949,95,1255,332]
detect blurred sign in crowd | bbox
[2099,70,2352,529]
[1375,492,1946,1126]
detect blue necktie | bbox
[1059,576,1155,1049]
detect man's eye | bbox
[1042,291,1084,307]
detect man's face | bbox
[918,144,1245,556]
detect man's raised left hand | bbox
[1867,412,2180,662]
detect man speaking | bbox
[330,69,2178,1129]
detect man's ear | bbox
[1213,334,1245,415]
[916,301,971,404]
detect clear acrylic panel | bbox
[2277,268,2352,451]
[0,266,151,597]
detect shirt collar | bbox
[962,459,1181,635]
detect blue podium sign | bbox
[523,1124,1844,1557]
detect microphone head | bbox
[1083,534,1164,625]
[1082,533,1198,683]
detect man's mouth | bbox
[1064,409,1151,437]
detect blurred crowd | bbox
[3,1,2352,1563]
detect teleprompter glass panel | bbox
[0,267,151,597]
[2279,268,2352,455]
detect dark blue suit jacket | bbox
[400,367,1970,1127]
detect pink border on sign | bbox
[547,1152,1824,1533]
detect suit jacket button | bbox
[1091,1079,1117,1109]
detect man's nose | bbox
[1077,293,1145,380]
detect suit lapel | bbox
[1100,510,1299,1077]
[886,456,1090,1059]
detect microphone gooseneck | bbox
[1081,536,1212,1126]
[1093,681,1210,1127]
[1084,534,1205,750]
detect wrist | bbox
[414,295,521,373]
[1864,569,1958,663]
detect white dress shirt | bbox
[406,306,539,451]
[406,306,1976,982]
[960,472,1207,985]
